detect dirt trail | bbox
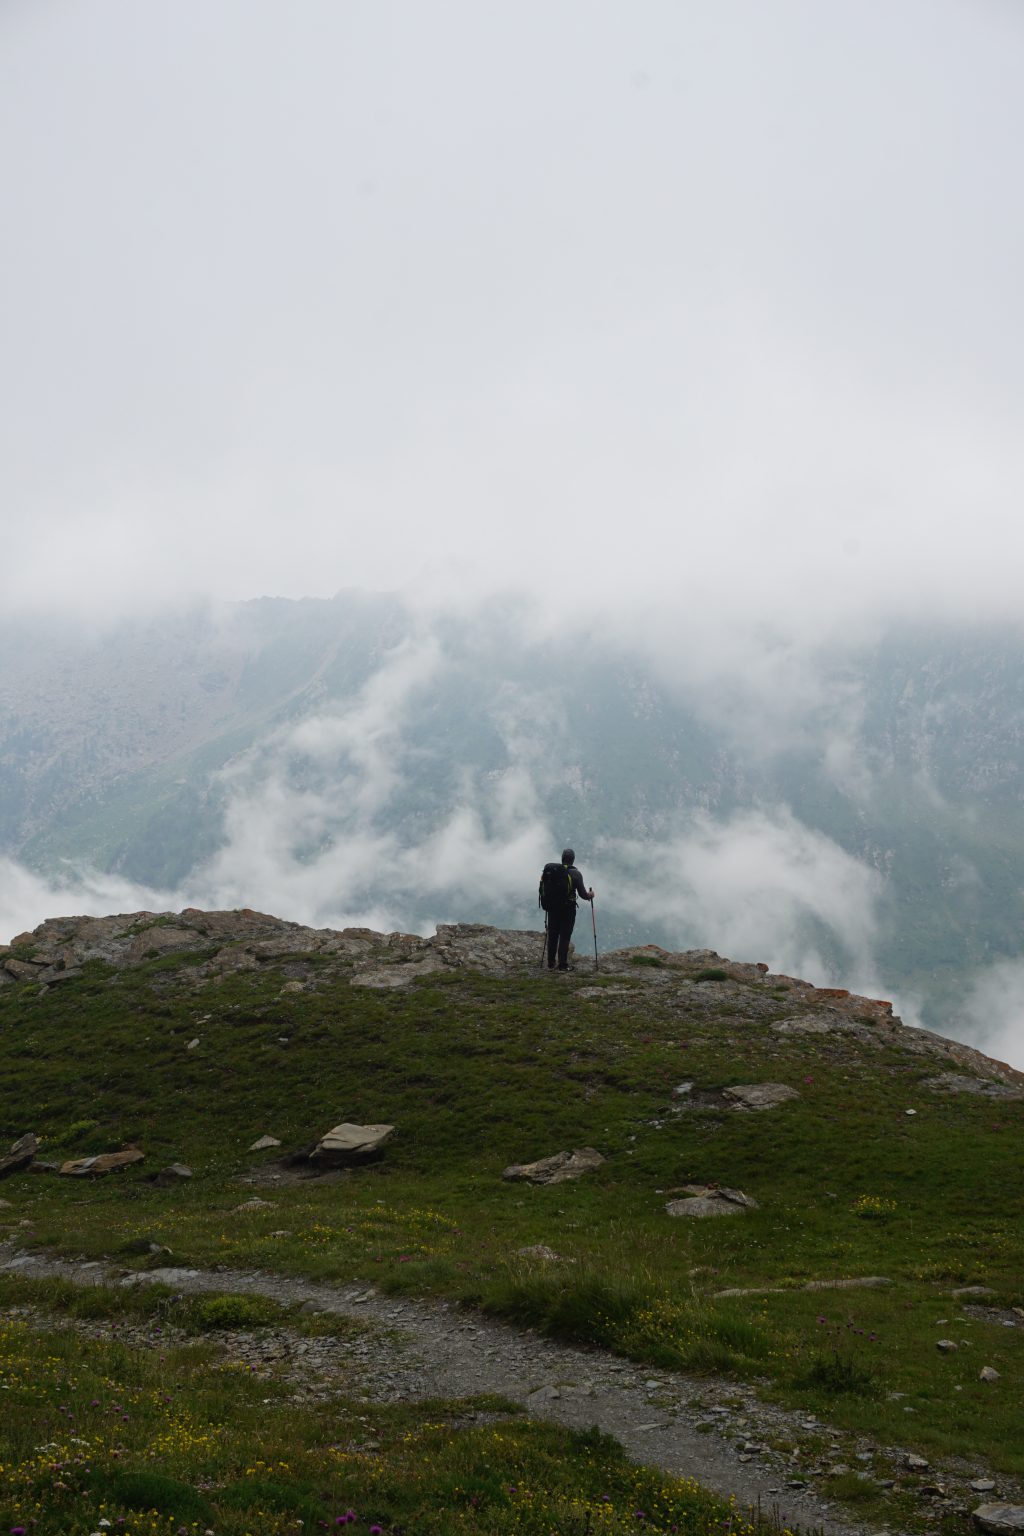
[0,1243,910,1536]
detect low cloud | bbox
[1,625,934,1049]
[606,807,883,992]
[0,858,176,945]
[959,960,1024,1072]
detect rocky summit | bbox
[3,906,1022,1089]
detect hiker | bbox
[539,848,595,971]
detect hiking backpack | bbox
[538,862,574,912]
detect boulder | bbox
[974,1506,1024,1535]
[0,1133,38,1179]
[516,1244,570,1262]
[2,957,45,981]
[309,1123,394,1165]
[59,1149,144,1177]
[666,1184,758,1218]
[980,1366,1001,1382]
[722,1083,799,1111]
[502,1148,605,1185]
[150,1163,192,1186]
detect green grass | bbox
[0,1280,774,1536]
[2,948,1023,1486]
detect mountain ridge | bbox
[4,905,1023,1092]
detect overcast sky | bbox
[3,0,1023,630]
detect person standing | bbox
[540,847,595,971]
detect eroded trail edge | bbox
[1,1244,930,1536]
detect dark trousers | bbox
[546,904,577,969]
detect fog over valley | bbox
[3,4,1024,1065]
[4,596,1024,1065]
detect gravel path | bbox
[0,1244,906,1536]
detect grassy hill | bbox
[1,909,1022,1535]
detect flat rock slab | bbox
[772,1012,860,1037]
[923,1073,1023,1099]
[803,1276,892,1291]
[667,1196,747,1218]
[723,1083,799,1111]
[250,1135,282,1151]
[59,1149,144,1177]
[350,956,441,989]
[974,1505,1024,1534]
[716,1277,892,1297]
[310,1123,394,1164]
[503,1148,605,1185]
[577,986,638,999]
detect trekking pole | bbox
[591,898,598,973]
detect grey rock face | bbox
[502,1149,605,1185]
[722,1083,799,1111]
[974,1505,1024,1534]
[923,1072,1023,1099]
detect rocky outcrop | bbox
[502,1149,605,1185]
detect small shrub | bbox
[192,1292,283,1330]
[800,1349,877,1395]
[693,967,729,982]
[219,1477,322,1525]
[630,954,665,968]
[96,1469,213,1520]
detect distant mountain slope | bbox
[3,596,1024,1040]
